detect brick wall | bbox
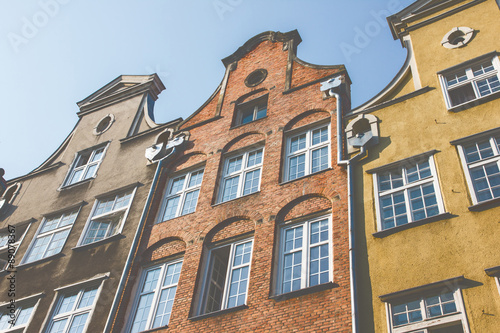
[112,32,351,333]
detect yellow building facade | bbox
[347,0,500,332]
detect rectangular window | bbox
[235,95,267,126]
[219,148,263,203]
[278,216,332,294]
[285,124,330,181]
[128,260,182,332]
[439,55,500,109]
[46,285,100,333]
[63,145,108,186]
[199,238,253,314]
[157,168,204,222]
[80,189,135,246]
[456,134,500,204]
[0,223,31,271]
[0,297,39,332]
[23,209,79,264]
[387,289,467,333]
[374,155,444,231]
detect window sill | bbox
[212,191,260,207]
[279,167,333,186]
[72,233,125,251]
[269,282,336,302]
[188,304,248,321]
[135,326,168,333]
[447,90,500,112]
[230,116,268,130]
[17,252,65,270]
[469,196,500,211]
[373,212,455,238]
[58,177,94,191]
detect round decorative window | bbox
[441,27,474,49]
[245,69,268,87]
[93,114,115,135]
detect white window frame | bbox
[62,144,109,187]
[45,277,105,333]
[78,188,136,246]
[386,288,469,333]
[157,167,204,223]
[218,147,264,203]
[0,293,42,333]
[0,222,32,271]
[277,215,333,295]
[438,54,500,109]
[455,133,500,205]
[373,154,445,231]
[22,208,81,264]
[197,237,254,315]
[235,96,267,126]
[284,122,331,182]
[127,259,183,332]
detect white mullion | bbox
[401,168,413,223]
[221,243,235,309]
[429,156,445,214]
[302,222,309,289]
[147,264,165,330]
[306,129,312,175]
[176,174,189,217]
[237,152,248,197]
[458,144,479,204]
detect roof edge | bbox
[221,30,302,67]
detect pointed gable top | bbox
[76,74,165,116]
[221,30,302,68]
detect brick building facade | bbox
[110,30,354,332]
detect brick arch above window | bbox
[144,237,187,262]
[275,194,334,223]
[203,216,255,244]
[284,110,330,132]
[222,132,266,154]
[234,88,268,105]
[169,151,207,173]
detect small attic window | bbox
[245,69,268,87]
[441,27,474,49]
[94,114,115,135]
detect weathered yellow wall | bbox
[355,1,500,332]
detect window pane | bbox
[48,319,68,333]
[312,127,328,145]
[256,106,267,119]
[162,196,180,221]
[227,156,243,174]
[131,293,155,333]
[181,190,199,215]
[169,176,185,195]
[188,170,204,188]
[242,169,260,195]
[290,134,306,153]
[90,148,104,162]
[381,192,407,229]
[477,76,500,97]
[449,83,475,106]
[240,108,254,124]
[222,176,240,202]
[247,150,263,168]
[78,287,98,309]
[311,147,329,173]
[67,313,88,333]
[152,287,176,328]
[44,229,70,257]
[83,164,98,180]
[288,154,305,180]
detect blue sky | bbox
[0,0,415,180]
